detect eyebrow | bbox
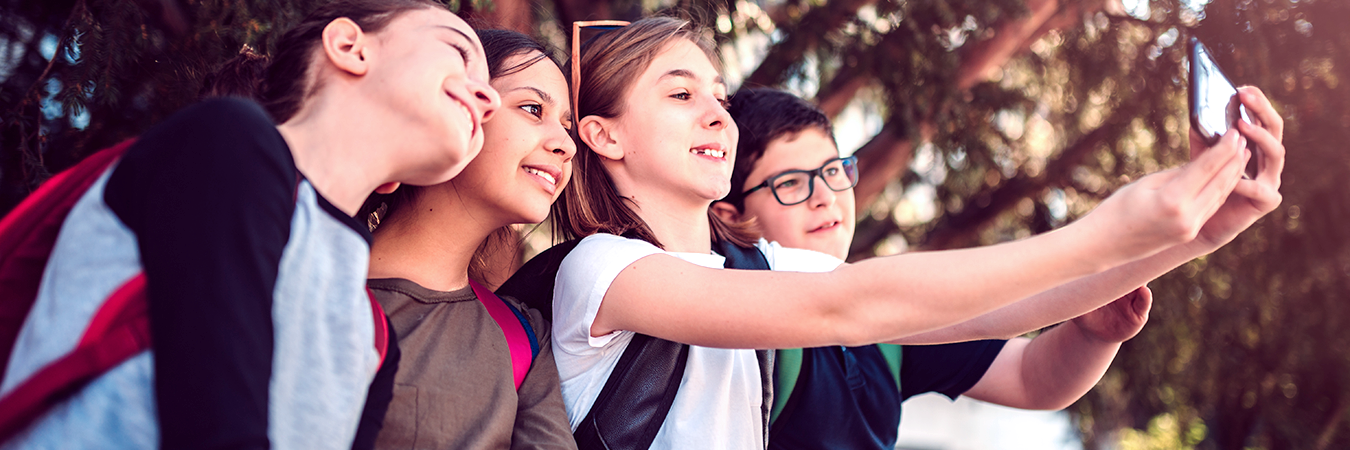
[434,25,480,57]
[513,86,556,106]
[658,69,725,87]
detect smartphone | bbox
[1189,37,1257,179]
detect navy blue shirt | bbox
[768,340,1006,450]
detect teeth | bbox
[460,103,474,129]
[691,149,725,159]
[525,167,556,185]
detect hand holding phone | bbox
[1189,37,1258,179]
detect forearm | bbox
[893,240,1200,344]
[963,321,1120,410]
[826,220,1129,345]
[608,215,1151,349]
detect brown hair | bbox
[207,0,447,122]
[554,16,758,248]
[722,87,837,211]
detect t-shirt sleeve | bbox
[756,238,845,273]
[104,98,294,450]
[897,339,1008,401]
[552,234,663,354]
[351,316,400,450]
[509,304,579,450]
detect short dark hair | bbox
[722,87,836,211]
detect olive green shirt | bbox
[369,278,576,450]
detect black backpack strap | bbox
[496,239,583,323]
[573,334,689,449]
[715,239,776,444]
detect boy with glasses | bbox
[712,88,1152,449]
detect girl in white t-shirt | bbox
[550,16,1283,449]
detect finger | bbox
[1190,133,1246,225]
[1175,128,1244,199]
[1133,286,1153,317]
[1188,128,1207,160]
[1237,118,1286,189]
[1238,86,1284,141]
[1232,178,1283,213]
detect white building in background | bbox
[896,394,1084,450]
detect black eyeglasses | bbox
[743,156,859,206]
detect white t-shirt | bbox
[552,234,843,450]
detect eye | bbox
[774,179,799,190]
[447,42,471,64]
[717,96,730,110]
[671,91,692,101]
[520,103,543,117]
[823,167,840,176]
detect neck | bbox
[277,95,395,216]
[624,190,714,254]
[367,183,504,291]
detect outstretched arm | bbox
[891,86,1284,345]
[961,287,1151,410]
[591,125,1244,349]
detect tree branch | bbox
[742,0,875,88]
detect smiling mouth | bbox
[450,95,477,138]
[524,167,557,185]
[690,148,726,159]
[810,221,841,233]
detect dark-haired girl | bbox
[0,1,499,448]
[362,29,576,449]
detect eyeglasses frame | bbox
[742,155,859,206]
[570,20,631,121]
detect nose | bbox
[807,176,837,208]
[549,122,577,163]
[469,78,501,123]
[702,93,732,130]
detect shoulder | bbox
[499,293,551,341]
[562,234,665,269]
[756,239,844,273]
[123,98,291,176]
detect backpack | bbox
[769,345,902,424]
[466,280,541,390]
[0,140,390,442]
[497,238,773,450]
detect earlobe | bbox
[578,116,622,160]
[710,201,743,224]
[322,18,369,76]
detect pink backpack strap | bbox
[367,288,389,369]
[0,273,150,442]
[469,280,533,390]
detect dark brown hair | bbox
[722,87,837,212]
[205,0,446,122]
[554,16,758,248]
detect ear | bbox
[321,17,370,77]
[374,181,401,194]
[577,116,622,160]
[710,201,743,224]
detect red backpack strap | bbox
[0,273,150,443]
[367,288,389,369]
[469,280,534,390]
[0,139,137,378]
